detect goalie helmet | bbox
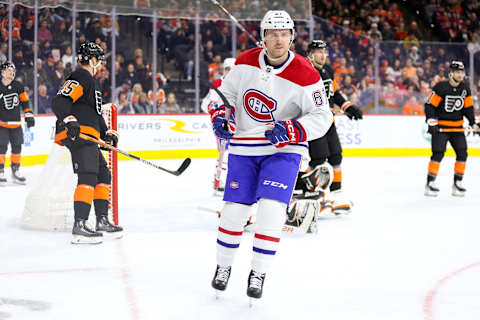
[223,57,236,72]
[308,40,328,52]
[260,10,295,43]
[1,61,16,79]
[77,42,105,63]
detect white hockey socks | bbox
[251,198,287,274]
[216,202,253,267]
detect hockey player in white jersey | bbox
[209,10,333,303]
[201,57,236,193]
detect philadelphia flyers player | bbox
[52,42,122,244]
[424,60,479,197]
[302,40,362,205]
[209,11,332,303]
[0,61,35,185]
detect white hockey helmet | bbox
[260,10,295,43]
[223,57,236,71]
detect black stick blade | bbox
[175,158,191,175]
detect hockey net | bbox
[21,104,118,231]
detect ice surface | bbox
[1,157,479,320]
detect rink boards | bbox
[6,114,480,167]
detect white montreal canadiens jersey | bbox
[219,47,332,157]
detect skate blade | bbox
[424,191,438,197]
[452,191,465,197]
[249,297,260,308]
[99,231,123,240]
[12,180,26,185]
[71,235,103,244]
[215,289,224,300]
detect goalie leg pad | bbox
[216,202,253,267]
[284,198,320,234]
[251,198,287,274]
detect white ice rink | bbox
[1,156,479,320]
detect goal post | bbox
[21,104,118,231]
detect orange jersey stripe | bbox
[94,184,110,201]
[438,120,464,127]
[10,153,21,164]
[0,124,21,128]
[74,184,94,205]
[333,168,342,183]
[428,161,440,175]
[59,80,84,103]
[80,126,100,139]
[428,93,443,107]
[454,161,466,175]
[464,96,473,108]
[333,79,339,92]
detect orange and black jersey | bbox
[425,81,475,128]
[52,68,107,145]
[314,64,351,112]
[0,80,31,128]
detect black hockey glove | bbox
[24,112,35,128]
[344,104,363,120]
[104,129,119,147]
[63,115,81,140]
[427,119,439,135]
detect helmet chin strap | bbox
[308,55,323,69]
[449,72,462,85]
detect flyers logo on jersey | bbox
[2,93,19,110]
[243,89,277,122]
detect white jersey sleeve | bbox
[295,79,332,141]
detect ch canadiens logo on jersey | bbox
[243,89,277,122]
[1,93,20,110]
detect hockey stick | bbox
[79,133,191,176]
[208,0,261,47]
[0,121,22,125]
[439,128,480,133]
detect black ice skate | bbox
[211,265,232,297]
[96,215,123,239]
[247,270,266,303]
[71,220,103,244]
[11,167,26,185]
[452,180,466,197]
[0,169,6,186]
[424,180,439,197]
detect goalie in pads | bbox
[284,162,353,234]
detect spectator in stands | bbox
[98,66,111,101]
[37,19,53,43]
[0,42,6,64]
[122,63,139,86]
[61,45,74,68]
[54,20,70,47]
[130,83,144,106]
[368,23,382,41]
[403,30,420,50]
[37,84,52,114]
[21,18,34,44]
[161,92,181,114]
[208,54,222,81]
[133,92,153,114]
[402,59,417,80]
[387,2,403,27]
[394,21,408,40]
[203,40,216,63]
[117,92,134,114]
[341,74,358,99]
[402,95,424,115]
[148,81,166,109]
[408,46,421,66]
[381,21,395,40]
[113,79,132,106]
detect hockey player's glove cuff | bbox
[343,104,363,120]
[210,105,236,140]
[105,129,119,147]
[426,118,439,135]
[63,115,80,140]
[24,112,35,128]
[265,120,306,148]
